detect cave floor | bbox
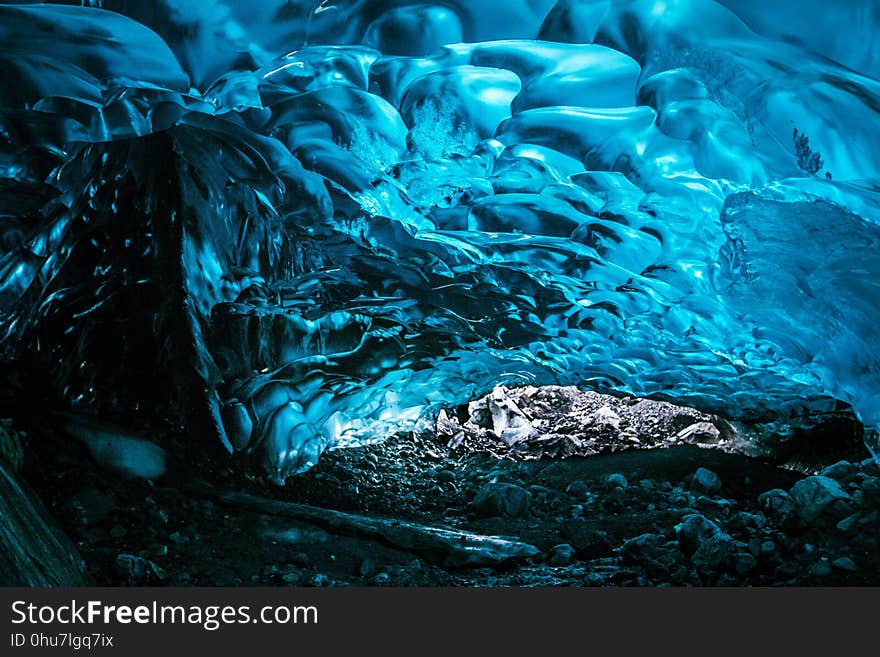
[20,418,880,587]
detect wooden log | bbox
[191,483,540,568]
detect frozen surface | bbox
[1,1,880,481]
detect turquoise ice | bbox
[1,1,879,481]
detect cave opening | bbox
[2,1,880,589]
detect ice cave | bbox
[1,0,879,587]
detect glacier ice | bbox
[1,1,880,482]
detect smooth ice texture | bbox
[1,1,880,481]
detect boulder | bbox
[690,467,722,495]
[676,513,736,575]
[471,482,532,517]
[758,488,797,524]
[676,513,732,561]
[818,460,859,483]
[789,476,851,523]
[548,543,576,566]
[605,473,628,490]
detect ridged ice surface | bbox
[1,1,880,481]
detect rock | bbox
[145,543,167,558]
[310,573,333,587]
[757,488,797,524]
[747,538,762,557]
[435,409,460,436]
[486,387,531,436]
[499,425,539,447]
[435,469,456,483]
[818,460,859,483]
[605,473,628,490]
[369,572,390,585]
[467,396,493,429]
[733,552,757,575]
[359,558,376,577]
[281,569,303,585]
[835,514,858,535]
[832,557,857,572]
[471,482,533,518]
[760,540,776,556]
[676,514,731,559]
[566,480,590,498]
[560,521,612,559]
[810,559,832,578]
[548,543,575,566]
[291,552,311,567]
[861,476,880,506]
[620,533,667,565]
[169,531,190,544]
[727,511,766,532]
[690,467,722,494]
[590,406,621,429]
[691,534,736,576]
[114,554,165,584]
[789,476,851,523]
[676,422,721,444]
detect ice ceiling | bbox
[2,1,880,482]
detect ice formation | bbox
[1,1,879,482]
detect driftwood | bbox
[0,461,86,586]
[190,483,540,568]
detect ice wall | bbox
[1,1,879,481]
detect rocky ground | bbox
[4,387,880,587]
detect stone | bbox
[818,460,859,483]
[835,514,858,534]
[471,482,532,517]
[810,560,832,578]
[676,514,729,557]
[605,473,628,490]
[832,557,857,572]
[676,422,721,444]
[114,554,165,584]
[590,406,621,429]
[435,469,456,483]
[560,521,612,559]
[566,480,590,498]
[727,511,766,532]
[310,573,334,587]
[757,488,797,524]
[548,543,576,566]
[691,535,735,574]
[281,569,303,585]
[620,533,667,565]
[359,558,376,577]
[861,476,880,506]
[733,552,757,575]
[690,467,722,494]
[789,476,851,523]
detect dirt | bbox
[9,386,880,587]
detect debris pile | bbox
[438,386,733,460]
